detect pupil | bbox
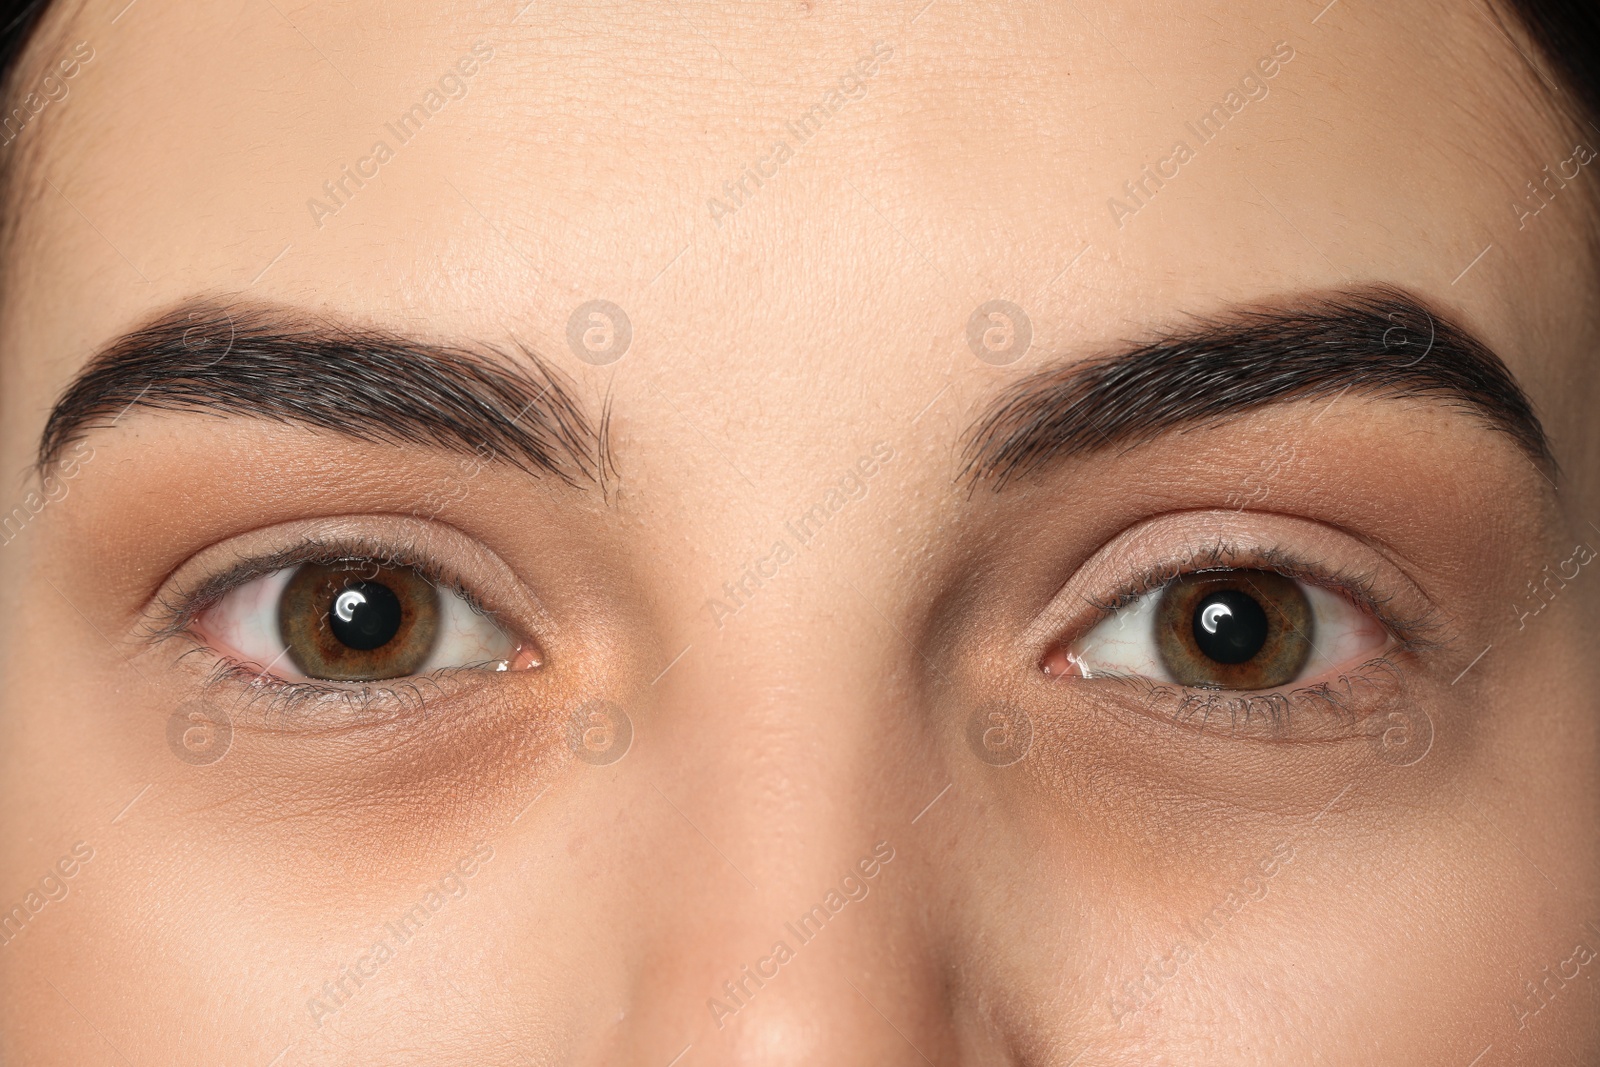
[1191,589,1270,665]
[326,581,403,651]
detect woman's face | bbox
[1,0,1597,1063]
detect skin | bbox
[1,0,1598,1063]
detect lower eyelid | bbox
[1050,569,1398,692]
[191,562,528,686]
[1084,654,1412,743]
[134,516,558,743]
[197,659,508,734]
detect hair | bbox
[0,2,49,89]
[1499,1,1600,127]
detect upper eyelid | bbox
[150,535,538,724]
[155,537,487,637]
[1021,509,1448,657]
[1082,548,1424,642]
[138,515,555,649]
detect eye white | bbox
[1066,576,1388,686]
[196,564,518,681]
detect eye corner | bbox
[145,522,545,722]
[1033,519,1444,743]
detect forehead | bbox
[0,0,1581,466]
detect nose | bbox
[563,617,968,1067]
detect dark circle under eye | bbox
[1155,570,1313,690]
[279,562,441,681]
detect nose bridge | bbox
[610,613,952,1066]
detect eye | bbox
[195,559,527,682]
[1047,568,1393,690]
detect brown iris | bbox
[1154,570,1312,689]
[278,562,441,681]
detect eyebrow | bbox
[961,285,1554,487]
[37,301,614,488]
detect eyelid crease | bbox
[145,521,552,733]
[1021,509,1453,665]
[1078,540,1442,651]
[137,514,555,661]
[147,533,494,643]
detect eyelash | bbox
[1108,659,1406,739]
[154,534,1437,736]
[149,534,512,726]
[1063,539,1442,737]
[1083,540,1430,638]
